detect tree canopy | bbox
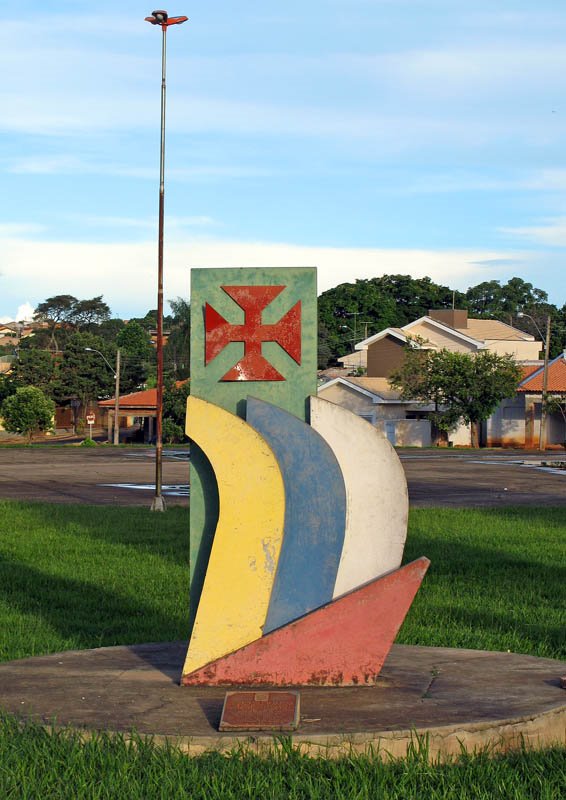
[116,321,152,393]
[162,380,190,443]
[390,348,523,447]
[0,386,55,443]
[318,275,565,366]
[164,297,191,381]
[33,294,111,351]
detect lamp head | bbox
[145,10,168,24]
[145,10,188,26]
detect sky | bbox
[1,0,566,322]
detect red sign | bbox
[86,413,95,425]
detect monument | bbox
[182,267,429,686]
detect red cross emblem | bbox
[205,285,302,381]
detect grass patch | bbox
[0,501,563,663]
[0,501,190,661]
[400,506,565,659]
[0,501,564,795]
[0,716,564,800]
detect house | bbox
[337,349,367,372]
[323,309,544,447]
[99,387,161,443]
[0,322,20,343]
[487,353,566,448]
[317,376,433,446]
[357,309,541,378]
[99,380,188,443]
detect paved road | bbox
[0,446,564,508]
[399,450,566,507]
[0,447,190,507]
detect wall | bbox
[449,421,472,446]
[547,410,566,448]
[375,418,431,447]
[428,309,468,329]
[408,321,475,353]
[484,340,542,360]
[318,382,375,416]
[338,350,367,370]
[486,397,526,447]
[366,336,404,377]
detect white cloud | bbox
[0,302,34,324]
[387,168,566,196]
[62,214,217,230]
[2,18,565,153]
[5,156,275,182]
[0,223,46,236]
[15,303,34,322]
[0,232,517,318]
[501,217,566,246]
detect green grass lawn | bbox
[1,718,564,800]
[0,500,564,798]
[0,501,563,662]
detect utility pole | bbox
[517,312,552,451]
[539,315,551,451]
[113,349,121,446]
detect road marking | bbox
[99,483,190,496]
[123,451,190,461]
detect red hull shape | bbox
[182,557,429,686]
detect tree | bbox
[317,274,560,367]
[390,348,523,447]
[317,321,334,369]
[162,380,190,443]
[116,321,152,393]
[34,294,77,351]
[465,278,549,319]
[164,297,190,380]
[10,347,57,395]
[71,296,111,329]
[52,332,115,425]
[0,374,18,404]
[1,386,55,443]
[96,318,126,343]
[33,294,112,350]
[318,275,464,364]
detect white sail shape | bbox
[310,397,409,598]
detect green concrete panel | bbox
[188,267,317,632]
[190,267,317,419]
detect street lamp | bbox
[85,348,121,446]
[145,10,188,512]
[517,312,551,451]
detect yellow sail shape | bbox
[182,396,285,676]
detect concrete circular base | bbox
[0,643,564,759]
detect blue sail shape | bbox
[246,396,347,633]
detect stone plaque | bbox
[218,690,300,732]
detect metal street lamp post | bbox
[517,312,551,451]
[85,348,121,445]
[145,10,188,512]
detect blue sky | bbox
[1,1,566,321]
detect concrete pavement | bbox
[0,642,563,758]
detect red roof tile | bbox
[519,364,541,382]
[99,388,157,409]
[99,380,188,409]
[518,356,566,393]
